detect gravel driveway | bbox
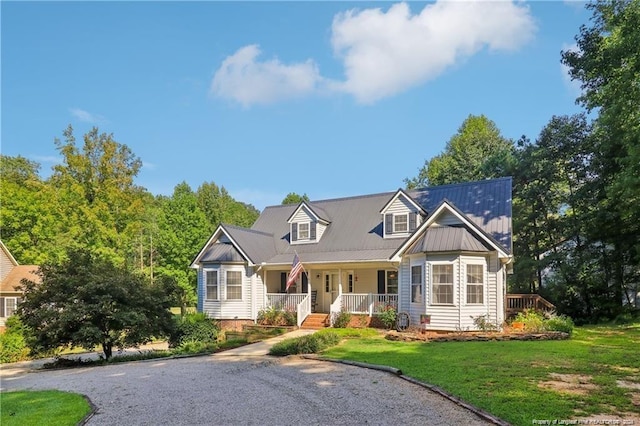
[1,354,491,425]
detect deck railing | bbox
[506,294,555,317]
[341,293,398,316]
[266,293,311,327]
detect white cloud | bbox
[560,42,582,96]
[210,1,536,106]
[69,108,107,124]
[33,155,62,165]
[331,1,536,103]
[210,45,324,107]
[142,161,157,171]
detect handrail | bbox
[506,294,555,312]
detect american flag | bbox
[286,254,304,291]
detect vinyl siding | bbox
[0,250,15,281]
[201,264,253,320]
[434,210,463,226]
[425,254,460,330]
[459,255,491,330]
[383,196,422,238]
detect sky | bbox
[2,1,590,211]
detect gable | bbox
[381,193,423,239]
[288,204,328,245]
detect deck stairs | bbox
[301,313,330,329]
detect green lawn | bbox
[322,323,640,425]
[0,390,91,426]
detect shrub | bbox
[514,309,546,332]
[471,314,499,332]
[269,331,341,356]
[332,310,352,328]
[545,315,575,335]
[0,316,31,363]
[377,306,397,329]
[172,341,218,355]
[257,306,297,326]
[169,313,219,348]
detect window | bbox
[466,264,484,304]
[226,270,242,300]
[205,270,218,300]
[347,273,354,293]
[432,264,454,304]
[393,214,408,233]
[386,270,398,294]
[411,265,423,303]
[298,222,310,240]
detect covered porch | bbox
[263,264,398,326]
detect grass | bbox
[0,390,91,426]
[322,323,640,425]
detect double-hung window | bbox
[466,264,484,304]
[205,270,218,300]
[411,265,423,303]
[386,270,398,294]
[298,222,310,240]
[393,214,408,233]
[226,270,242,300]
[432,264,454,304]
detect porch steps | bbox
[301,313,330,329]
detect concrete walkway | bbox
[0,328,316,377]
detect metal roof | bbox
[407,226,490,254]
[200,243,245,263]
[193,177,512,266]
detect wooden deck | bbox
[506,294,555,318]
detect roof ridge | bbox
[262,191,396,210]
[410,176,512,193]
[223,223,273,237]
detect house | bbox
[191,177,513,331]
[0,241,40,330]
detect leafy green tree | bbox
[562,0,640,314]
[405,115,515,188]
[0,156,60,263]
[18,249,177,359]
[49,126,148,265]
[281,192,309,205]
[196,182,259,229]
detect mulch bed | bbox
[385,330,570,342]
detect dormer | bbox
[380,189,426,239]
[287,202,331,245]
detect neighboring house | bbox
[191,177,513,331]
[0,241,40,329]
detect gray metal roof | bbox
[200,243,245,263]
[407,226,490,254]
[194,177,512,266]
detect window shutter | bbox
[310,222,316,240]
[385,214,393,235]
[409,212,417,231]
[302,273,308,293]
[377,270,386,294]
[280,272,287,293]
[0,297,4,317]
[291,223,298,242]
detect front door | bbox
[323,272,339,312]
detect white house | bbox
[191,177,513,331]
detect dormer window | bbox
[394,214,408,233]
[298,222,310,240]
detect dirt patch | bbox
[538,373,598,395]
[617,380,640,390]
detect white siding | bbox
[383,195,423,238]
[202,264,254,320]
[292,207,313,223]
[433,210,462,227]
[317,223,328,240]
[425,254,460,331]
[0,249,15,281]
[458,255,491,330]
[398,256,411,314]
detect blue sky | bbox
[2,1,589,211]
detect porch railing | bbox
[506,294,555,317]
[265,293,311,327]
[340,293,399,316]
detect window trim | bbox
[204,268,219,301]
[393,214,408,233]
[430,262,455,306]
[465,263,485,305]
[410,264,423,304]
[225,269,243,301]
[298,221,310,240]
[386,270,398,294]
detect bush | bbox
[332,310,352,328]
[545,315,575,335]
[377,306,397,329]
[169,313,219,348]
[514,309,546,332]
[269,331,340,356]
[0,316,31,363]
[471,314,499,332]
[257,306,297,326]
[172,341,218,355]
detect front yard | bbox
[322,323,640,425]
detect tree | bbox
[405,115,515,188]
[49,126,148,265]
[196,182,259,229]
[18,249,177,360]
[281,192,309,205]
[562,0,640,313]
